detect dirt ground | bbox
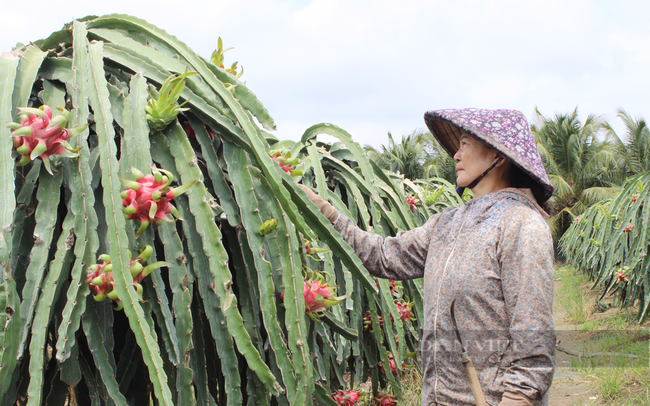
[547,278,601,406]
[547,274,650,406]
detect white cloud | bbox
[2,0,649,148]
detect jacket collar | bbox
[464,188,549,221]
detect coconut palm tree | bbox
[365,129,457,183]
[607,109,650,176]
[364,129,429,180]
[532,108,626,238]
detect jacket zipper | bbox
[432,215,469,403]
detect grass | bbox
[554,265,650,405]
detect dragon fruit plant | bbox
[0,14,459,406]
[121,166,195,237]
[561,174,650,321]
[7,105,87,173]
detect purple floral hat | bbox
[424,108,554,201]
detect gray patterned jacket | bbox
[332,188,555,406]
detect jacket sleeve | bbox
[498,212,556,401]
[331,212,441,280]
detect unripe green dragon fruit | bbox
[145,69,196,133]
[259,218,278,236]
[7,105,86,174]
[86,246,169,311]
[121,166,196,237]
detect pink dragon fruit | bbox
[331,389,361,405]
[7,105,87,174]
[374,278,402,296]
[300,270,344,320]
[86,246,169,311]
[374,393,397,406]
[268,148,303,177]
[394,299,416,322]
[363,311,383,332]
[380,352,407,376]
[303,278,344,320]
[616,266,630,283]
[405,195,419,210]
[121,166,195,237]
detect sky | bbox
[1,0,649,148]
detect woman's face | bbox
[453,132,500,187]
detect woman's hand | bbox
[298,184,338,222]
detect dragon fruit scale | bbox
[7,105,87,174]
[120,166,195,237]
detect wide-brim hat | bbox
[424,108,554,202]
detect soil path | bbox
[547,278,600,405]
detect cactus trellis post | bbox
[0,14,462,405]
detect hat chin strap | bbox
[456,156,505,197]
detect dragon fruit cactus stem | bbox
[7,105,87,174]
[121,166,195,237]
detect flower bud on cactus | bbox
[7,105,87,174]
[332,389,361,405]
[145,69,196,133]
[259,218,278,236]
[121,166,195,237]
[211,37,233,69]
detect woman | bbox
[301,108,555,406]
